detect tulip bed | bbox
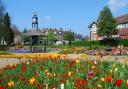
[0,57,128,89]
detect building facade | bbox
[116,14,128,39]
[89,14,128,41]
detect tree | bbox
[64,31,74,46]
[3,12,14,45]
[0,0,5,45]
[97,6,117,39]
[47,31,55,44]
[23,28,27,33]
[11,24,21,35]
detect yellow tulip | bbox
[101,78,105,82]
[29,78,36,84]
[8,81,14,87]
[110,69,113,74]
[75,59,80,64]
[113,64,116,68]
[26,62,29,65]
[44,70,48,73]
[68,72,72,77]
[114,68,118,72]
[122,65,125,68]
[98,84,102,88]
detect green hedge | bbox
[72,40,99,47]
[72,39,128,47]
[0,51,11,55]
[72,40,91,46]
[120,39,128,46]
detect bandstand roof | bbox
[23,29,44,36]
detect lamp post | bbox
[118,35,122,55]
[43,35,48,52]
[88,23,92,50]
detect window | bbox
[122,24,125,28]
[126,23,128,28]
[117,25,120,29]
[120,24,123,29]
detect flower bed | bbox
[0,56,128,89]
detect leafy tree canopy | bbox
[97,6,117,39]
[47,31,55,41]
[64,31,74,41]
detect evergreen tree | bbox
[97,6,117,39]
[0,0,5,44]
[3,12,14,45]
[23,28,27,33]
[64,31,74,46]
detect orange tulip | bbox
[91,66,97,70]
[126,80,128,86]
[44,70,48,73]
[8,81,14,87]
[46,73,51,78]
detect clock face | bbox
[32,18,37,23]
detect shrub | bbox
[0,51,11,55]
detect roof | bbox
[23,29,43,36]
[115,14,128,24]
[88,21,97,28]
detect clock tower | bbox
[32,13,38,29]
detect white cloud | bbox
[44,16,52,22]
[108,0,128,11]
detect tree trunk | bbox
[69,41,71,46]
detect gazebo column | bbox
[30,36,32,52]
[21,35,24,45]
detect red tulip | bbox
[106,75,112,83]
[82,80,88,86]
[21,65,27,72]
[115,80,122,86]
[42,83,47,88]
[61,78,65,83]
[0,86,5,89]
[75,79,88,89]
[63,73,68,79]
[69,60,76,67]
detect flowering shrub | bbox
[0,57,128,89]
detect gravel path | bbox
[0,55,128,69]
[0,58,29,68]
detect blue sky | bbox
[3,0,128,36]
